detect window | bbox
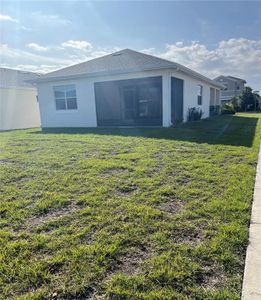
[197,85,203,105]
[137,85,161,118]
[54,85,77,110]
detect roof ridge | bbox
[45,48,129,76]
[30,48,223,88]
[44,48,176,77]
[123,48,182,67]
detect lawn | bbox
[0,113,260,300]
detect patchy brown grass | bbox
[0,114,260,299]
[26,203,80,231]
[158,199,184,214]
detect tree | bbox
[253,91,260,111]
[239,86,258,111]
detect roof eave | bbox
[28,65,173,84]
[177,68,224,88]
[0,85,36,90]
[29,65,223,88]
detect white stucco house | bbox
[0,68,41,131]
[33,49,223,128]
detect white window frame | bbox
[197,85,203,106]
[53,84,78,112]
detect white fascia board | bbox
[27,66,174,84]
[28,65,224,89]
[0,86,36,91]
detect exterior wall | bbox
[37,69,221,128]
[37,70,171,128]
[37,77,97,128]
[0,87,40,130]
[169,70,219,122]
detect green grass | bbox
[0,113,260,300]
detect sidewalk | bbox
[242,144,261,299]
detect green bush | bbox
[187,107,203,122]
[222,103,235,115]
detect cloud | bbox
[157,38,261,89]
[19,25,32,31]
[1,38,260,90]
[0,14,18,23]
[140,48,156,55]
[0,43,115,73]
[31,12,71,26]
[27,43,48,52]
[0,44,71,65]
[0,13,31,30]
[13,64,62,74]
[160,41,218,72]
[61,40,93,51]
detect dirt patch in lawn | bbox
[86,292,107,300]
[158,199,184,214]
[25,148,41,153]
[0,159,13,165]
[107,245,151,278]
[103,168,129,175]
[176,176,191,185]
[116,183,138,197]
[173,226,205,246]
[26,203,80,230]
[91,246,152,299]
[201,266,226,289]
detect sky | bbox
[0,0,261,90]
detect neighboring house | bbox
[32,49,223,128]
[214,75,246,105]
[0,68,41,130]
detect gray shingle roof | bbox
[0,68,40,89]
[41,49,174,78]
[35,49,223,88]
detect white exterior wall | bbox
[162,71,171,127]
[37,69,220,128]
[37,70,171,128]
[169,70,219,122]
[0,87,40,130]
[38,78,97,128]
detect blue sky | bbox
[1,0,261,90]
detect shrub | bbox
[210,105,221,116]
[221,103,235,115]
[187,107,203,122]
[230,96,240,111]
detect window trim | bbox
[215,89,220,105]
[53,84,78,112]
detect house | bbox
[33,49,223,128]
[214,75,246,105]
[0,68,41,130]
